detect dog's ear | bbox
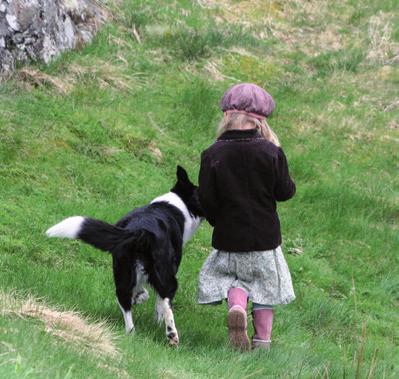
[176,165,189,183]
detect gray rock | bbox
[6,13,19,31]
[0,0,108,78]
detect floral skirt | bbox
[198,246,295,306]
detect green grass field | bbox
[1,0,398,377]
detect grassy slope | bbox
[1,0,398,377]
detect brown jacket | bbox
[198,129,296,252]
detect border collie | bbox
[46,166,203,346]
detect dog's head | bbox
[171,165,204,218]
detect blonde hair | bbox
[216,112,280,146]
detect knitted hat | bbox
[220,83,275,119]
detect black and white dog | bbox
[46,166,203,345]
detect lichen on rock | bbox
[0,0,108,78]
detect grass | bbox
[0,0,398,377]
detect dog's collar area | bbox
[151,192,189,215]
[151,192,201,244]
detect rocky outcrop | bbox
[0,0,108,77]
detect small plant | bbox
[308,47,365,77]
[174,28,212,61]
[119,0,155,30]
[153,25,261,61]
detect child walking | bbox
[198,83,296,351]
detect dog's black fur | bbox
[46,166,203,345]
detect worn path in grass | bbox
[1,0,398,377]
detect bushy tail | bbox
[46,216,146,252]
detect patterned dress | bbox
[198,246,295,306]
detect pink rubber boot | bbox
[227,288,250,351]
[252,309,274,350]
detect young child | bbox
[197,83,296,351]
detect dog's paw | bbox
[132,289,149,304]
[167,331,179,346]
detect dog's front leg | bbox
[156,296,179,346]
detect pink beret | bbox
[220,83,275,118]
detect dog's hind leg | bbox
[113,255,136,334]
[156,295,179,346]
[117,298,134,334]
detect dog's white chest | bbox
[183,216,201,245]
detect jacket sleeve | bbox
[274,147,296,202]
[198,151,218,226]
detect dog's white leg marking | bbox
[46,216,85,239]
[155,295,164,323]
[118,301,134,334]
[160,297,179,346]
[132,287,149,304]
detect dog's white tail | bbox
[46,216,85,239]
[46,216,150,253]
